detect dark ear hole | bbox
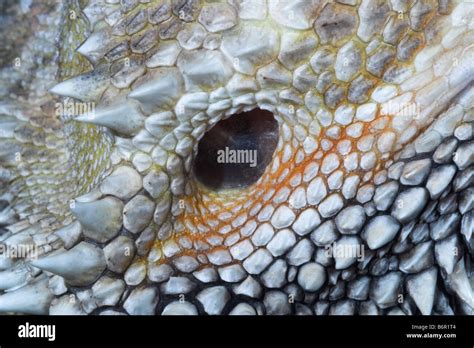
[193,108,279,191]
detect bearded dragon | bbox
[0,0,472,315]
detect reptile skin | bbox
[0,0,473,315]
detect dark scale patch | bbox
[438,0,454,15]
[172,0,201,22]
[148,1,172,25]
[324,84,346,109]
[367,44,397,77]
[348,74,376,103]
[383,14,410,45]
[120,0,139,13]
[397,31,424,61]
[409,0,436,32]
[158,17,184,40]
[314,3,359,46]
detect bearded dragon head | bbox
[0,0,473,315]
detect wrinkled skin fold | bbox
[0,0,473,315]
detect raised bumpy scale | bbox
[0,0,473,315]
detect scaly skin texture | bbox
[0,0,473,315]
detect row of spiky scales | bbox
[0,0,115,314]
